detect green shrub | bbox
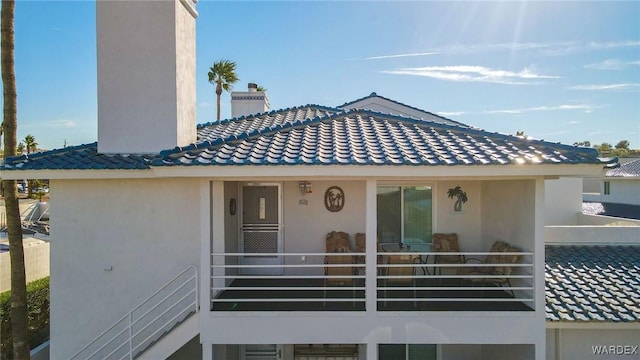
[0,277,50,360]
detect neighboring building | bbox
[545,175,640,360]
[0,2,628,360]
[583,158,640,219]
[545,245,640,360]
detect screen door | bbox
[240,184,283,275]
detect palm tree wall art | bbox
[447,185,468,212]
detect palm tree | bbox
[23,134,37,153]
[447,186,468,212]
[2,0,30,358]
[16,141,23,154]
[207,59,238,121]
[22,134,38,198]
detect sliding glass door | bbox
[377,186,433,250]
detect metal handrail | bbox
[70,265,198,360]
[211,251,535,309]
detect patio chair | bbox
[432,233,464,276]
[458,241,521,297]
[325,231,351,253]
[323,251,356,306]
[324,231,355,305]
[383,253,419,307]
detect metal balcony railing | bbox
[210,251,534,312]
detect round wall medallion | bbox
[324,186,345,212]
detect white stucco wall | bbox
[546,328,640,360]
[481,180,536,252]
[49,178,201,359]
[175,0,197,147]
[603,179,640,206]
[283,180,366,275]
[435,181,482,251]
[0,238,49,292]
[231,91,270,118]
[544,178,583,225]
[545,225,640,244]
[97,0,196,154]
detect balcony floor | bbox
[211,278,534,312]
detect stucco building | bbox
[2,1,636,359]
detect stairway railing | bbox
[71,265,198,360]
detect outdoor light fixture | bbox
[299,181,312,195]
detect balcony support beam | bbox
[365,179,377,313]
[534,177,546,360]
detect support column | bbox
[199,181,213,313]
[366,339,378,359]
[210,181,226,300]
[534,177,546,360]
[365,180,377,313]
[202,341,212,360]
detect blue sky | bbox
[8,1,640,150]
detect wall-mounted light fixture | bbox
[299,181,312,195]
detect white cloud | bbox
[584,59,625,70]
[364,52,438,60]
[437,105,594,117]
[363,41,640,60]
[199,102,211,108]
[588,40,640,49]
[381,65,559,85]
[568,120,580,125]
[585,58,640,70]
[482,104,594,114]
[437,111,467,117]
[46,119,77,128]
[570,83,640,91]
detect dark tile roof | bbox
[337,92,469,127]
[545,245,640,323]
[606,158,640,177]
[1,107,614,171]
[156,109,608,167]
[196,104,340,143]
[2,142,156,170]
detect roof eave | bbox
[147,163,608,179]
[546,321,640,329]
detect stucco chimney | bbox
[231,83,270,118]
[97,0,198,154]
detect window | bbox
[604,181,611,195]
[377,186,433,250]
[378,344,437,360]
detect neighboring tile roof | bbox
[606,158,640,177]
[2,143,156,170]
[545,245,640,323]
[337,92,469,127]
[196,104,340,143]
[2,108,614,170]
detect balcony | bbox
[210,250,534,312]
